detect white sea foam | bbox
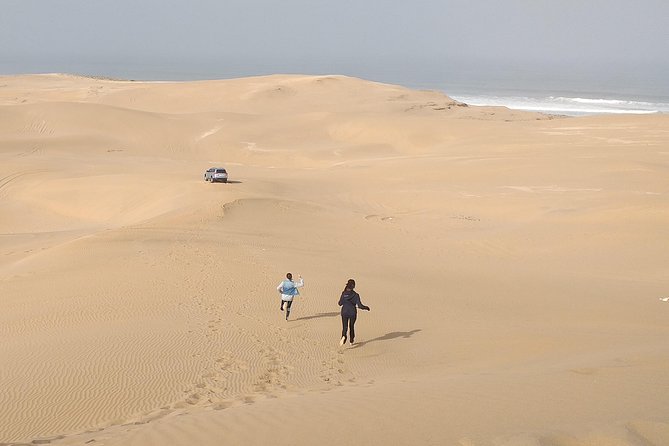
[449,94,669,116]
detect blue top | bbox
[280,279,300,296]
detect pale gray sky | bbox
[1,0,668,92]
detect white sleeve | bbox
[295,278,304,288]
[277,283,283,292]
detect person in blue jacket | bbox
[338,279,370,346]
[277,272,304,320]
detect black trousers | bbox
[341,314,357,341]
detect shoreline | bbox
[4,71,669,116]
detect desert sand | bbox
[1,73,668,446]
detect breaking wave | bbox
[449,94,669,116]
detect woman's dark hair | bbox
[343,278,355,292]
[286,272,292,280]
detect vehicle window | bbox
[215,169,226,173]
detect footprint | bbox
[30,435,64,444]
[214,401,232,410]
[185,393,201,405]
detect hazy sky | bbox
[1,0,668,90]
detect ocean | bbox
[399,65,669,117]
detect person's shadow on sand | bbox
[351,329,421,348]
[293,312,339,322]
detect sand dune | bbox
[1,74,668,445]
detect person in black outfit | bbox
[338,279,370,346]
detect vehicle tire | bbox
[223,179,227,183]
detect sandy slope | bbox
[1,74,668,445]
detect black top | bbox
[338,290,370,317]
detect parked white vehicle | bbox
[204,167,228,183]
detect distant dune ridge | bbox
[1,74,668,445]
